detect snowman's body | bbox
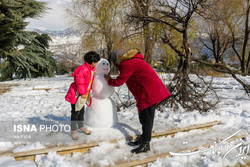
[84,59,118,128]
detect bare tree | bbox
[53,42,82,74]
[66,0,126,61]
[128,0,156,65]
[228,0,250,75]
[200,0,250,74]
[129,0,219,111]
[199,21,232,64]
[194,0,250,94]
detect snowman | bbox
[84,59,118,128]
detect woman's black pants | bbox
[139,104,156,143]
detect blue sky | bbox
[26,0,69,30]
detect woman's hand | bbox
[104,74,111,83]
[81,94,87,99]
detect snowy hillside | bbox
[0,74,249,167]
[26,28,81,60]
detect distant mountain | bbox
[26,28,79,37]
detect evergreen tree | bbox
[1,32,57,80]
[0,0,57,80]
[0,0,46,55]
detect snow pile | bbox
[0,142,14,152]
[12,142,45,153]
[0,157,36,167]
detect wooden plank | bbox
[152,121,221,138]
[231,161,250,167]
[13,149,90,161]
[2,142,99,157]
[12,148,91,161]
[11,143,97,161]
[15,155,35,162]
[112,134,246,167]
[33,87,61,91]
[0,121,221,161]
[33,88,51,91]
[57,147,91,156]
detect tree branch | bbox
[161,35,183,56]
[129,14,184,33]
[191,58,250,95]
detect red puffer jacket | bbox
[108,49,171,113]
[65,62,95,104]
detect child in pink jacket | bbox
[65,51,100,140]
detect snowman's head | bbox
[95,59,110,75]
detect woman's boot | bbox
[127,135,143,146]
[131,141,150,154]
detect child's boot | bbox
[71,131,79,140]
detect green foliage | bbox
[0,60,13,80]
[156,44,178,72]
[0,0,57,81]
[0,0,46,54]
[0,32,57,81]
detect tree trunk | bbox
[241,2,249,75]
[182,24,190,75]
[141,0,152,65]
[211,39,219,63]
[107,40,114,74]
[246,52,250,74]
[144,24,152,65]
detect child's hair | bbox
[84,51,100,64]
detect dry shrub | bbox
[191,64,229,78]
[0,84,19,95]
[0,88,9,95]
[200,67,229,78]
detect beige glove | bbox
[75,96,87,111]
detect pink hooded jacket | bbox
[65,62,96,104]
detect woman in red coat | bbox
[104,49,170,154]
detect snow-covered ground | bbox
[0,74,249,167]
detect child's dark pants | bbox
[71,104,85,131]
[139,104,156,143]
